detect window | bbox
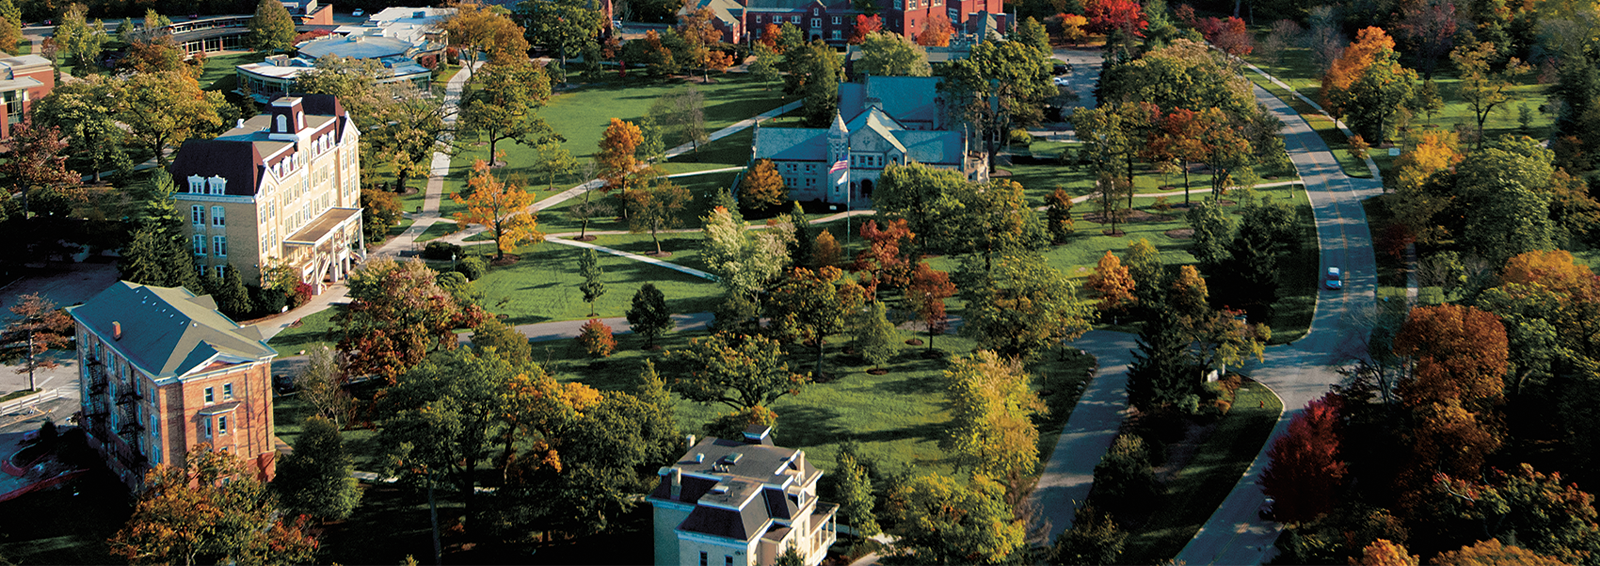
[218,415,228,434]
[755,14,761,22]
[188,175,206,193]
[211,206,225,227]
[213,235,228,257]
[831,15,840,24]
[204,387,214,403]
[832,29,841,39]
[791,15,800,23]
[192,205,204,226]
[216,265,227,279]
[724,556,733,566]
[193,234,206,256]
[811,17,821,28]
[699,552,707,566]
[208,176,227,195]
[276,114,287,133]
[223,383,233,399]
[3,89,23,124]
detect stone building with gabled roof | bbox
[648,425,838,566]
[751,75,985,206]
[169,94,363,293]
[686,0,1004,45]
[67,281,279,488]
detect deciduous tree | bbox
[1451,41,1530,148]
[577,318,616,357]
[275,415,361,521]
[701,205,794,301]
[849,14,882,44]
[596,118,643,201]
[247,0,295,53]
[665,332,807,410]
[739,159,787,212]
[0,121,82,216]
[439,1,533,72]
[516,0,604,65]
[118,71,223,168]
[1433,539,1570,566]
[1354,539,1419,566]
[766,266,866,375]
[1045,187,1076,242]
[1259,396,1348,523]
[959,256,1095,360]
[54,4,108,68]
[916,13,953,46]
[850,300,898,371]
[625,178,691,255]
[1087,250,1136,314]
[533,136,577,190]
[941,350,1047,482]
[452,159,542,259]
[907,263,956,351]
[885,474,1026,564]
[336,259,489,382]
[833,442,880,535]
[627,283,673,348]
[31,75,123,183]
[857,31,930,77]
[459,62,553,162]
[0,293,72,391]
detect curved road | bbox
[1170,85,1382,565]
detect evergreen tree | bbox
[215,265,254,320]
[851,300,899,371]
[578,248,605,316]
[120,224,171,286]
[626,283,674,348]
[788,202,814,268]
[1051,505,1128,565]
[1126,302,1192,411]
[833,441,880,536]
[1090,434,1161,521]
[121,170,202,293]
[274,415,361,521]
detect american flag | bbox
[829,159,849,174]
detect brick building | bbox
[67,281,279,488]
[169,94,363,291]
[689,0,1003,45]
[0,54,55,140]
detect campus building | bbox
[68,281,279,488]
[235,6,450,102]
[169,94,364,292]
[751,75,984,205]
[688,0,1004,45]
[0,54,54,140]
[648,426,838,566]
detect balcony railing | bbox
[116,389,143,405]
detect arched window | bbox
[276,114,287,132]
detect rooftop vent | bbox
[694,453,705,463]
[709,484,730,495]
[721,452,744,465]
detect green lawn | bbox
[197,52,264,92]
[267,308,338,355]
[470,237,722,326]
[1120,381,1284,565]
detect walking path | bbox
[370,62,479,260]
[543,237,717,281]
[1032,331,1138,540]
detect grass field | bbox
[197,52,262,92]
[1120,381,1284,564]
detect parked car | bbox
[1053,63,1069,75]
[1259,497,1276,521]
[1053,76,1071,86]
[352,8,365,16]
[1326,266,1343,290]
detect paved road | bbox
[1033,330,1138,539]
[1171,83,1382,566]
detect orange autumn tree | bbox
[1321,27,1396,118]
[1355,539,1419,566]
[1392,129,1461,191]
[1057,13,1088,44]
[1501,249,1596,297]
[596,117,644,210]
[853,219,916,295]
[1434,539,1572,566]
[1087,250,1136,313]
[452,159,542,259]
[1392,304,1508,485]
[907,262,956,351]
[917,14,953,46]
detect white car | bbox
[352,9,364,16]
[1326,267,1343,290]
[1053,76,1071,86]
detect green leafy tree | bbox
[784,40,843,127]
[459,62,553,163]
[118,71,223,167]
[833,442,880,536]
[701,204,794,303]
[294,346,354,428]
[626,283,673,348]
[1091,434,1161,520]
[664,332,808,411]
[1453,136,1557,267]
[1184,200,1235,272]
[958,256,1095,360]
[886,473,1026,565]
[749,42,783,86]
[1045,187,1076,243]
[851,300,899,371]
[32,75,124,182]
[941,350,1047,483]
[336,259,489,383]
[952,179,1047,271]
[533,136,577,190]
[857,31,931,77]
[943,38,1056,170]
[247,0,296,53]
[517,0,604,65]
[873,162,971,255]
[54,4,108,68]
[766,266,866,375]
[1451,41,1530,148]
[471,315,533,369]
[1124,238,1164,305]
[1338,47,1418,144]
[625,179,692,256]
[1051,505,1128,566]
[787,202,814,268]
[578,248,604,317]
[275,415,362,521]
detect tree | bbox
[1058,13,1089,44]
[851,300,898,371]
[1093,173,1132,235]
[214,265,253,320]
[857,31,931,77]
[852,219,916,294]
[944,39,1056,170]
[664,332,807,411]
[1391,129,1461,195]
[625,178,691,256]
[739,159,787,212]
[517,0,604,65]
[1185,200,1235,271]
[1087,250,1136,314]
[565,198,612,241]
[275,415,361,521]
[907,263,956,351]
[54,4,108,69]
[1453,136,1557,267]
[1199,16,1253,56]
[959,256,1095,360]
[118,170,202,293]
[848,15,882,44]
[622,30,682,77]
[1433,539,1571,566]
[1,121,82,217]
[292,346,354,428]
[787,41,843,127]
[1091,434,1161,519]
[247,0,296,53]
[1045,188,1075,243]
[0,294,72,391]
[1259,396,1348,523]
[109,449,319,566]
[767,266,867,375]
[452,159,542,260]
[1392,304,1506,485]
[578,249,604,316]
[701,205,794,302]
[626,283,673,348]
[951,179,1045,272]
[533,136,577,190]
[787,202,814,268]
[32,75,124,182]
[814,230,841,268]
[360,189,404,243]
[335,259,489,383]
[596,118,643,201]
[1322,27,1395,119]
[459,62,553,162]
[470,316,533,368]
[1125,304,1192,410]
[833,442,879,535]
[1052,505,1128,565]
[0,0,18,53]
[1084,0,1147,37]
[1169,265,1210,320]
[916,13,953,47]
[874,162,970,255]
[577,318,616,357]
[118,71,223,167]
[1015,17,1050,54]
[1394,0,1457,78]
[941,350,1046,483]
[1417,465,1600,564]
[122,35,193,77]
[1338,46,1417,144]
[439,1,533,72]
[885,474,1026,564]
[1355,539,1419,566]
[749,42,782,86]
[1451,42,1530,148]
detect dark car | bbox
[1053,63,1069,75]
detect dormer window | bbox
[208,175,226,194]
[188,175,205,193]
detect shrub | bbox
[250,285,287,316]
[289,282,313,309]
[456,256,487,280]
[423,240,462,260]
[436,270,469,291]
[577,319,616,358]
[1008,128,1033,146]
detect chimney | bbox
[685,434,697,451]
[236,119,245,129]
[658,467,682,500]
[112,321,122,340]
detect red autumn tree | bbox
[0,293,73,391]
[1392,304,1508,485]
[1084,0,1148,37]
[916,13,953,46]
[1197,16,1253,56]
[907,263,956,351]
[852,219,916,295]
[578,318,617,358]
[849,14,882,44]
[1144,107,1208,204]
[1259,395,1348,523]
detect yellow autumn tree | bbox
[739,159,787,212]
[1087,250,1136,313]
[452,159,542,259]
[1059,13,1088,44]
[813,230,842,267]
[1356,539,1420,566]
[1434,539,1573,566]
[1392,129,1462,193]
[1321,27,1396,118]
